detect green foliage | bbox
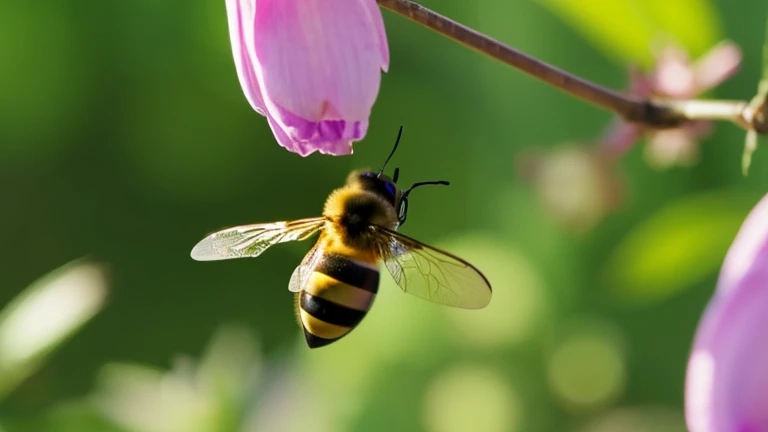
[742,16,768,175]
[5,403,127,432]
[602,190,760,306]
[538,0,723,66]
[0,0,766,431]
[0,260,108,402]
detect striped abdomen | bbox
[298,253,380,348]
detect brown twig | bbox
[377,0,760,132]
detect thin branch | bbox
[377,0,759,132]
[664,99,750,128]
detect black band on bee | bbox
[300,292,367,327]
[314,254,380,293]
[303,329,338,349]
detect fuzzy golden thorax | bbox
[322,180,399,251]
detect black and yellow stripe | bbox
[298,253,380,348]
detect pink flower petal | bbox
[268,101,365,156]
[653,44,696,98]
[628,65,654,98]
[686,193,768,432]
[644,128,700,168]
[225,0,388,156]
[253,0,385,128]
[600,118,643,158]
[265,114,306,155]
[225,0,266,114]
[694,41,743,92]
[361,0,390,72]
[717,193,768,296]
[686,266,768,432]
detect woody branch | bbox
[376,0,766,133]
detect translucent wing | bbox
[190,217,325,261]
[375,227,492,309]
[288,242,325,293]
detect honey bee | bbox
[190,127,492,348]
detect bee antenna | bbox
[393,167,400,183]
[397,180,450,227]
[378,125,404,177]
[401,180,450,199]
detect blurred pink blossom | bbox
[603,41,742,168]
[685,192,768,432]
[516,143,625,232]
[226,0,390,156]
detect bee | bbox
[190,126,492,348]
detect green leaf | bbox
[537,0,657,66]
[743,130,758,175]
[742,16,768,175]
[0,260,109,401]
[91,325,261,432]
[537,0,722,67]
[603,190,761,306]
[641,0,722,57]
[759,16,768,97]
[1,402,127,432]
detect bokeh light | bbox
[93,325,260,432]
[2,0,765,430]
[580,405,686,432]
[546,317,627,413]
[517,144,622,232]
[422,363,521,432]
[438,233,548,349]
[0,260,108,400]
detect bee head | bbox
[348,169,400,208]
[349,125,451,228]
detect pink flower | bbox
[685,192,768,432]
[226,0,390,156]
[604,41,742,168]
[516,143,625,232]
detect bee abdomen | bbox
[299,291,367,348]
[299,253,381,348]
[314,253,379,293]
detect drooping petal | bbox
[694,41,743,93]
[265,114,306,155]
[360,0,390,72]
[686,193,768,432]
[265,101,363,155]
[225,0,266,114]
[254,0,385,119]
[264,104,366,156]
[251,0,385,154]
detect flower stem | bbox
[377,0,760,132]
[664,99,751,128]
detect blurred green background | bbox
[2,0,768,431]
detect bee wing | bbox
[190,217,326,261]
[375,227,492,309]
[288,242,325,293]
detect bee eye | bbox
[385,182,396,196]
[398,198,409,223]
